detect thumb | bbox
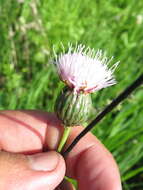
[0,151,65,190]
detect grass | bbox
[0,0,143,189]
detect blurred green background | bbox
[0,0,143,189]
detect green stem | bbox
[58,127,71,153]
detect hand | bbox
[0,110,122,190]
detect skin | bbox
[0,110,122,190]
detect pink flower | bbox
[55,44,119,93]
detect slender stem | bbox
[58,127,71,152]
[62,74,143,157]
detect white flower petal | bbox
[55,44,119,93]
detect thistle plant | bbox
[54,43,119,153]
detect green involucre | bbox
[55,87,92,126]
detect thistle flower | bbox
[55,44,119,93]
[54,43,119,152]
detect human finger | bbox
[63,126,122,190]
[0,110,63,154]
[0,151,65,190]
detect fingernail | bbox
[28,151,60,171]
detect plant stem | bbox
[58,127,71,152]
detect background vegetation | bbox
[0,0,143,189]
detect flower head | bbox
[54,44,119,93]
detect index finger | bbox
[0,110,63,153]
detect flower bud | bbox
[55,87,92,126]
